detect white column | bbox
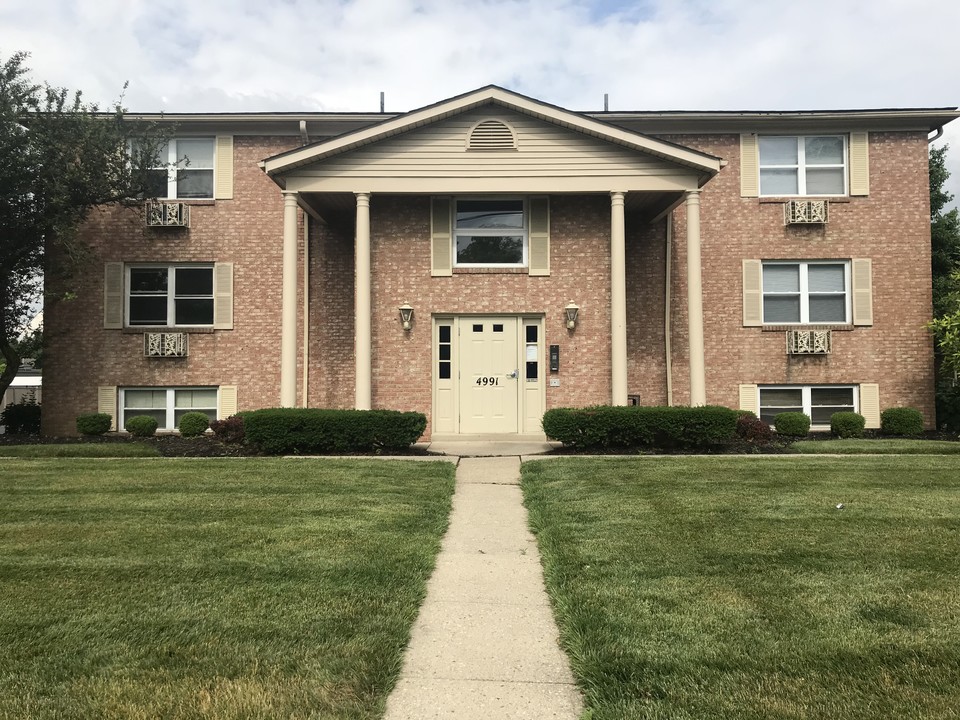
[355,192,372,410]
[686,190,706,406]
[280,191,299,407]
[610,191,628,406]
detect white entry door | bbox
[458,317,520,433]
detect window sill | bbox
[453,267,528,275]
[758,196,851,204]
[122,327,215,334]
[150,198,216,205]
[761,325,854,332]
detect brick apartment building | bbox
[42,86,958,437]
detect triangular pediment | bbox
[263,86,721,193]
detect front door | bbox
[458,317,519,433]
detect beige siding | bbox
[294,108,690,181]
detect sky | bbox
[2,0,960,198]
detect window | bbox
[127,265,214,327]
[454,199,526,266]
[120,387,218,431]
[759,386,857,427]
[759,135,846,196]
[762,261,849,324]
[438,324,452,380]
[142,138,215,199]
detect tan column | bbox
[355,192,372,410]
[280,191,299,407]
[686,190,706,406]
[610,191,628,406]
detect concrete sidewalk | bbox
[383,456,583,719]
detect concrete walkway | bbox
[383,456,583,719]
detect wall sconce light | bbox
[399,303,414,331]
[564,302,580,330]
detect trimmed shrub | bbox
[210,415,245,444]
[242,408,427,454]
[76,413,112,436]
[773,412,811,437]
[881,407,924,436]
[125,415,158,437]
[0,400,41,435]
[736,409,759,421]
[178,412,210,437]
[831,411,866,439]
[541,405,738,450]
[736,414,774,446]
[935,382,960,432]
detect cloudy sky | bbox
[2,0,960,197]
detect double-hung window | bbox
[759,386,857,427]
[127,265,214,327]
[759,135,846,196]
[762,261,849,324]
[143,137,215,199]
[120,387,218,431]
[454,199,526,266]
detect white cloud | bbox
[2,0,959,197]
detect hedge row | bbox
[541,405,738,450]
[241,408,426,454]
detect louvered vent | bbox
[468,120,516,150]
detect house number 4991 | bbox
[476,377,500,386]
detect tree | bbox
[930,145,960,318]
[0,51,168,400]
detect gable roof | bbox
[261,85,722,180]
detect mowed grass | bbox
[0,458,456,720]
[0,443,160,458]
[792,438,960,454]
[523,456,960,720]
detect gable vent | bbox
[468,120,516,150]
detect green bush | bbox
[935,381,960,431]
[242,408,427,454]
[0,400,41,435]
[541,405,738,450]
[831,411,866,439]
[76,413,112,436]
[125,415,158,437]
[773,412,811,437]
[178,412,210,437]
[881,407,924,436]
[210,415,245,443]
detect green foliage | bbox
[735,414,774,446]
[177,412,210,437]
[242,408,427,454]
[0,51,171,400]
[929,305,960,377]
[0,399,40,434]
[830,411,866,439]
[930,146,960,318]
[540,405,738,450]
[880,407,925,436]
[210,415,245,443]
[935,381,960,432]
[75,412,111,436]
[773,412,811,437]
[125,415,158,437]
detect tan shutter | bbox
[215,135,234,200]
[431,197,452,277]
[103,263,124,329]
[98,386,118,431]
[743,259,763,326]
[739,384,759,415]
[218,385,238,418]
[860,383,880,428]
[213,262,234,329]
[851,258,873,326]
[849,132,869,196]
[528,196,550,276]
[740,134,759,197]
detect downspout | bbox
[302,214,310,407]
[664,214,674,406]
[929,127,944,143]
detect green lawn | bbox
[0,458,455,719]
[792,438,960,454]
[523,456,960,720]
[0,442,160,458]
